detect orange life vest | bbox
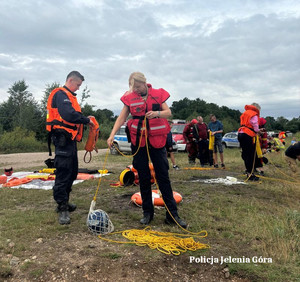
[279,132,286,140]
[121,85,170,149]
[84,116,100,163]
[238,105,260,137]
[46,87,83,141]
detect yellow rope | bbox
[98,227,209,255]
[112,118,147,158]
[94,116,209,255]
[92,148,110,202]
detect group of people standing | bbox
[47,70,187,227]
[47,70,298,227]
[182,114,225,168]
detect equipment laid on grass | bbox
[119,164,155,186]
[84,116,100,163]
[131,190,183,207]
[4,167,13,176]
[87,149,114,235]
[0,175,7,184]
[3,177,33,187]
[87,209,114,235]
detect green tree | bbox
[0,80,41,134]
[79,86,91,107]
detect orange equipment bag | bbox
[84,116,100,163]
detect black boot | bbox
[58,203,70,225]
[55,203,77,213]
[140,214,153,225]
[165,215,187,229]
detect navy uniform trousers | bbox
[132,144,178,220]
[53,137,78,205]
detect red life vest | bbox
[46,87,83,141]
[121,85,170,148]
[238,105,260,137]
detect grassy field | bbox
[0,139,299,281]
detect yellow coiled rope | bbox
[99,227,209,255]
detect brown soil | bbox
[0,152,250,281]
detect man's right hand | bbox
[88,116,95,127]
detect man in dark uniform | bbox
[47,71,94,224]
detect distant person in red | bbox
[256,117,268,175]
[183,119,198,164]
[193,116,210,166]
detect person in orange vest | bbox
[183,119,198,164]
[107,72,187,228]
[238,103,261,181]
[278,131,286,145]
[46,71,95,225]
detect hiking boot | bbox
[165,216,188,229]
[221,163,225,169]
[58,203,70,225]
[173,165,180,170]
[214,164,219,168]
[248,174,260,181]
[56,203,77,213]
[140,214,153,225]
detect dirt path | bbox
[0,150,108,171]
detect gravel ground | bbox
[0,149,108,171]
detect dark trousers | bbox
[238,133,257,174]
[186,141,198,160]
[132,145,178,219]
[197,139,209,165]
[53,140,78,204]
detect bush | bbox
[0,127,47,153]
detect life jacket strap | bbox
[46,120,77,130]
[241,125,256,133]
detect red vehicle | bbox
[171,123,187,152]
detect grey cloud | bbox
[0,0,299,118]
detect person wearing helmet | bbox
[183,119,198,164]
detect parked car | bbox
[110,125,178,154]
[171,123,187,152]
[110,126,131,154]
[222,132,240,148]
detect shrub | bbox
[0,127,46,153]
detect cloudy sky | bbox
[0,0,299,119]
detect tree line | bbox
[0,80,299,153]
